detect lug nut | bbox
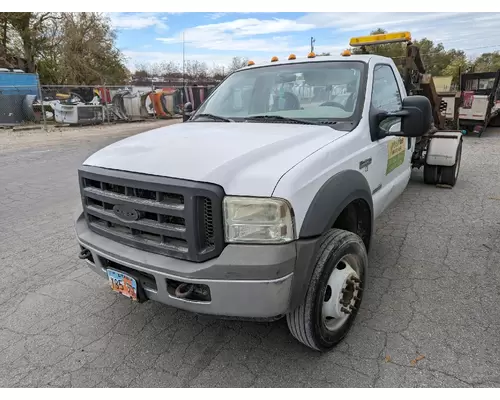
[349,305,358,311]
[341,306,352,314]
[351,277,361,283]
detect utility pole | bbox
[310,37,315,53]
[182,30,186,115]
[182,30,186,89]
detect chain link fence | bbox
[0,79,217,130]
[39,84,216,125]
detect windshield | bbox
[193,61,366,123]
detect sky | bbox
[108,12,500,72]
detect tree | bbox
[350,28,474,84]
[211,64,226,80]
[228,56,248,73]
[161,61,181,78]
[133,68,149,79]
[472,52,500,73]
[0,12,129,84]
[4,12,59,73]
[184,60,209,80]
[51,13,128,85]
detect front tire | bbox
[286,229,368,352]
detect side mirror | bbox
[376,95,432,138]
[183,102,193,122]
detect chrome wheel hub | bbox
[322,258,362,331]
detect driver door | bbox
[370,64,413,212]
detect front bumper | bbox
[75,212,316,319]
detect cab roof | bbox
[238,54,392,71]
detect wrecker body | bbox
[350,31,463,186]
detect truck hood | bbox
[83,122,346,196]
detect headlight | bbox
[223,196,296,244]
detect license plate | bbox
[107,269,138,301]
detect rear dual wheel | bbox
[423,139,463,187]
[286,229,367,352]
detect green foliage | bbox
[1,12,129,84]
[350,28,482,85]
[472,52,500,73]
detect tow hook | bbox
[78,248,91,260]
[175,283,195,299]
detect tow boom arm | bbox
[350,31,446,130]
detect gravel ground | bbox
[1,122,500,388]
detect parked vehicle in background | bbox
[459,70,500,137]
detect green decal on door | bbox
[386,137,406,175]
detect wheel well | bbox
[331,199,372,251]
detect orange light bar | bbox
[307,52,316,58]
[288,54,296,60]
[341,49,351,56]
[271,56,279,62]
[349,31,412,47]
[247,60,255,66]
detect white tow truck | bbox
[75,31,462,351]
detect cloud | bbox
[109,12,168,30]
[155,12,500,58]
[298,12,463,32]
[123,50,241,71]
[156,17,315,51]
[208,13,227,20]
[298,12,500,56]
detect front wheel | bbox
[286,229,367,352]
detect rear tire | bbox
[423,163,438,185]
[286,229,367,352]
[440,139,463,187]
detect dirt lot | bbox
[0,119,180,153]
[1,122,500,387]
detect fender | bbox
[426,131,462,167]
[299,169,374,242]
[288,170,374,311]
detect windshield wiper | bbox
[191,113,234,122]
[244,115,319,125]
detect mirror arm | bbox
[386,109,410,118]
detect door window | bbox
[371,64,403,137]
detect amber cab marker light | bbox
[341,49,352,56]
[288,54,296,60]
[271,56,279,62]
[307,52,316,58]
[247,60,255,66]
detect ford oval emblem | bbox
[113,204,140,222]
